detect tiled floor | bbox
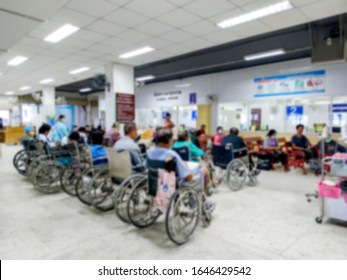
[1,144,346,260]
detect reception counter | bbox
[0,127,25,145]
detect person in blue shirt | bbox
[291,124,317,161]
[51,115,69,142]
[89,130,108,165]
[147,128,215,210]
[172,130,204,162]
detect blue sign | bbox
[332,104,347,113]
[192,110,197,121]
[189,92,197,104]
[286,106,304,117]
[162,111,169,120]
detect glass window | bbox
[178,105,197,130]
[218,103,248,132]
[332,96,347,134]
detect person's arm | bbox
[189,142,204,158]
[291,136,304,151]
[174,155,192,181]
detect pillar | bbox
[41,87,55,125]
[104,63,134,131]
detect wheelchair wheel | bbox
[226,158,247,191]
[13,150,28,176]
[127,182,161,228]
[33,161,63,194]
[248,174,258,186]
[89,171,114,212]
[114,174,147,223]
[165,187,201,245]
[61,167,79,196]
[75,169,98,206]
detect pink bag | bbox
[153,169,176,213]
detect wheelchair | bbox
[13,140,45,176]
[211,144,259,191]
[124,157,212,245]
[31,142,81,194]
[76,148,144,212]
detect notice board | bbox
[116,93,135,122]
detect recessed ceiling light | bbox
[69,67,90,75]
[244,49,286,61]
[217,1,293,29]
[119,47,154,59]
[79,88,92,93]
[175,83,191,88]
[7,56,28,66]
[44,24,80,43]
[5,91,14,96]
[39,78,55,84]
[20,86,31,91]
[136,75,155,82]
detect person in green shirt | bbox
[172,130,204,162]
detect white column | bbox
[104,63,134,130]
[41,87,55,124]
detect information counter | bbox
[0,126,25,145]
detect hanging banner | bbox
[332,104,347,113]
[116,93,135,122]
[254,70,326,98]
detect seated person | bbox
[104,123,121,146]
[89,130,108,165]
[213,126,224,146]
[147,128,215,210]
[37,123,51,143]
[172,130,204,162]
[114,122,145,172]
[316,134,346,155]
[222,127,258,172]
[291,124,317,161]
[78,127,88,144]
[197,124,206,137]
[264,129,288,171]
[22,125,35,149]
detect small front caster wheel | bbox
[315,217,323,224]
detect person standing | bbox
[51,115,69,142]
[163,113,175,129]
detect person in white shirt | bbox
[37,123,51,143]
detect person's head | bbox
[86,125,90,131]
[24,125,34,136]
[78,127,87,134]
[296,124,305,135]
[111,123,119,131]
[90,130,103,145]
[97,125,103,131]
[124,122,138,140]
[38,124,51,136]
[68,131,80,142]
[165,113,171,121]
[229,127,239,136]
[177,130,189,142]
[217,126,224,134]
[157,128,173,148]
[267,129,277,138]
[58,115,65,123]
[201,124,206,130]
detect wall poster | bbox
[116,93,135,122]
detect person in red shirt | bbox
[197,124,206,136]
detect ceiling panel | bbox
[157,9,201,27]
[181,37,216,49]
[135,20,174,36]
[182,20,220,36]
[261,9,309,29]
[167,0,195,6]
[160,29,195,43]
[231,21,272,37]
[73,30,109,43]
[87,20,127,36]
[51,8,98,28]
[0,11,41,50]
[116,29,153,43]
[202,30,239,44]
[105,8,149,27]
[184,0,235,18]
[126,0,176,17]
[299,0,347,20]
[67,0,118,17]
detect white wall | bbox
[135,58,347,132]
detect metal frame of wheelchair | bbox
[120,158,212,245]
[211,144,259,191]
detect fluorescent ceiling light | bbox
[175,83,191,88]
[40,78,55,84]
[0,73,2,76]
[119,47,154,59]
[19,86,31,91]
[217,1,293,29]
[7,56,28,66]
[244,49,286,61]
[5,91,14,96]
[79,88,92,93]
[69,67,90,75]
[136,75,155,82]
[44,24,80,43]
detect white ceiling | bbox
[0,0,347,95]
